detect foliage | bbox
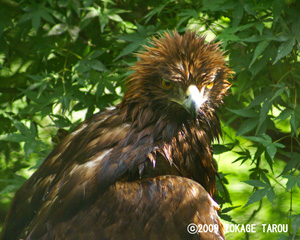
[0,0,299,239]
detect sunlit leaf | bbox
[275,108,293,121]
[47,23,67,36]
[0,133,27,142]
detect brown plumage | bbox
[1,31,232,240]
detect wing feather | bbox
[24,176,224,240]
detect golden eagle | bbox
[1,31,232,240]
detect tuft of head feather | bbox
[121,30,233,127]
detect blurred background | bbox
[0,0,299,239]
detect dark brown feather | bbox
[1,31,233,240]
[23,176,224,240]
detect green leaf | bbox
[74,60,90,74]
[254,145,265,161]
[297,174,300,189]
[19,12,31,24]
[236,118,258,136]
[24,141,37,158]
[290,105,300,137]
[32,11,41,33]
[144,2,169,23]
[249,41,269,68]
[285,175,297,190]
[242,35,268,43]
[107,13,123,22]
[89,70,101,84]
[244,189,267,207]
[255,22,264,35]
[0,174,27,194]
[227,108,259,118]
[292,214,300,238]
[83,45,91,57]
[266,143,277,160]
[280,153,300,176]
[256,100,272,134]
[13,120,30,136]
[275,108,293,121]
[221,206,240,213]
[89,50,105,59]
[99,11,109,32]
[68,26,80,41]
[243,135,270,145]
[213,144,233,154]
[277,234,289,240]
[89,59,107,72]
[282,159,300,175]
[273,0,284,23]
[243,1,256,15]
[248,92,272,108]
[0,133,27,142]
[273,142,285,148]
[249,53,269,77]
[52,115,72,128]
[29,122,37,138]
[232,3,244,27]
[50,9,67,23]
[40,7,55,24]
[244,180,268,187]
[47,23,67,36]
[178,9,199,19]
[83,7,100,20]
[273,38,295,64]
[265,151,274,173]
[96,81,105,100]
[266,187,275,204]
[115,39,146,60]
[269,84,285,102]
[232,149,251,164]
[261,173,271,185]
[292,19,300,43]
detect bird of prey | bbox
[1,31,232,240]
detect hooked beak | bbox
[169,84,206,119]
[183,85,206,118]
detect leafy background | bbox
[0,0,299,239]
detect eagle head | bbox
[122,31,232,128]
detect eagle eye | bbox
[161,79,173,90]
[206,81,214,89]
